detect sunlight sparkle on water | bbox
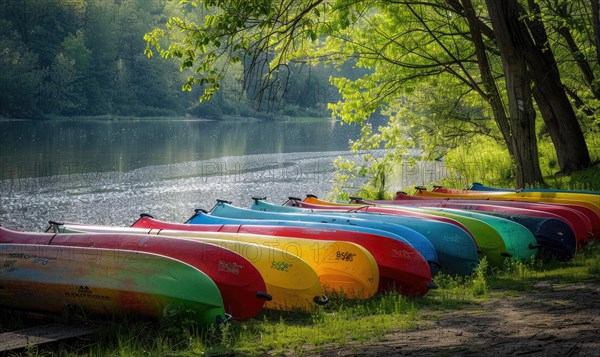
[0,152,357,231]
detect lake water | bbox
[0,118,446,231]
[0,118,368,230]
[0,118,359,180]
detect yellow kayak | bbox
[432,186,600,206]
[53,224,326,312]
[153,229,379,299]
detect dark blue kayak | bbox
[461,210,575,261]
[251,199,479,276]
[192,201,440,273]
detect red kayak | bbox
[391,192,596,242]
[0,226,270,320]
[353,196,589,248]
[131,215,433,297]
[415,188,600,237]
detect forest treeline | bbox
[0,0,341,119]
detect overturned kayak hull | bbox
[207,201,440,273]
[469,182,600,196]
[50,224,327,312]
[253,199,479,276]
[404,207,538,260]
[388,193,594,245]
[8,226,268,321]
[299,196,507,267]
[419,188,600,224]
[0,236,226,325]
[350,198,576,260]
[132,215,433,297]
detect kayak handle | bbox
[428,260,443,268]
[306,194,318,199]
[216,199,233,204]
[216,313,233,324]
[426,281,438,289]
[433,185,444,189]
[414,185,427,191]
[500,252,513,258]
[256,291,273,301]
[313,294,329,306]
[288,196,302,201]
[251,196,267,201]
[46,221,63,233]
[528,244,542,250]
[194,208,209,214]
[395,191,408,195]
[139,213,154,219]
[348,196,363,201]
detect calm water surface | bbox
[0,118,358,179]
[0,118,367,230]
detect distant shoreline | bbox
[0,114,333,122]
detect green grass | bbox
[485,243,600,294]
[3,244,599,356]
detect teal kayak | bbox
[411,207,539,261]
[375,205,508,267]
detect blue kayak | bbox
[251,199,479,276]
[196,201,440,273]
[187,210,412,244]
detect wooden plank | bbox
[0,323,99,352]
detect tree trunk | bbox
[564,85,596,116]
[460,0,514,160]
[485,0,544,187]
[556,25,600,99]
[592,0,600,63]
[523,1,591,173]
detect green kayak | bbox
[411,207,539,261]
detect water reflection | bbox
[0,119,360,179]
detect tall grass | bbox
[487,243,600,288]
[436,134,600,190]
[437,137,514,189]
[432,257,488,304]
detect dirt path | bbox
[303,280,600,356]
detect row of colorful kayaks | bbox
[0,183,598,325]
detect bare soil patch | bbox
[300,279,600,356]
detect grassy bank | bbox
[3,243,598,356]
[435,135,600,191]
